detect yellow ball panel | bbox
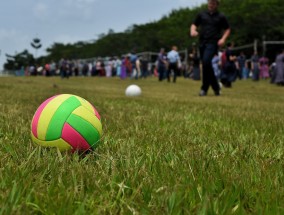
[72,106,102,136]
[76,96,95,113]
[37,94,72,140]
[31,132,72,151]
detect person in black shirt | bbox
[190,0,230,96]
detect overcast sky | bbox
[0,0,206,69]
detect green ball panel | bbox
[45,96,81,140]
[66,114,101,148]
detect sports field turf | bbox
[0,76,283,214]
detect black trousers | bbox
[167,63,178,82]
[199,43,220,92]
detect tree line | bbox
[4,0,284,70]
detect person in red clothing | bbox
[259,56,269,79]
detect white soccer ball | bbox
[37,66,43,73]
[125,85,142,97]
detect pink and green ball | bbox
[31,94,102,152]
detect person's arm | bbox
[163,55,168,65]
[218,28,230,47]
[235,57,240,70]
[190,24,199,37]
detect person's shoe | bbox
[214,90,221,96]
[199,90,207,96]
[223,82,232,88]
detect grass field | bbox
[0,76,283,214]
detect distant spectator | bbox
[45,63,50,76]
[16,66,24,76]
[96,59,102,76]
[91,61,97,76]
[153,64,158,77]
[50,61,56,76]
[251,51,260,81]
[212,53,220,79]
[130,52,138,79]
[259,56,269,79]
[105,58,112,77]
[120,56,127,79]
[60,58,69,79]
[24,66,29,76]
[101,61,106,76]
[29,65,36,76]
[126,55,132,77]
[115,57,122,77]
[110,58,116,77]
[74,60,79,76]
[167,46,180,83]
[157,48,167,81]
[88,62,92,76]
[242,59,250,79]
[190,49,201,80]
[140,56,149,78]
[237,51,246,79]
[78,61,83,76]
[220,42,237,88]
[273,50,284,86]
[82,62,89,76]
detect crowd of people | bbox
[16,45,284,89]
[22,54,152,79]
[20,47,186,82]
[187,46,284,86]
